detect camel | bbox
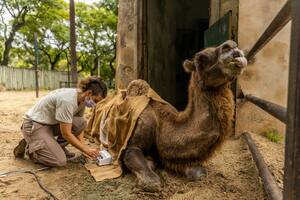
[122,40,247,192]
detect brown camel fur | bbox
[122,40,247,192]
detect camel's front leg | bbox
[184,166,208,180]
[123,147,162,192]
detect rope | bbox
[0,167,59,200]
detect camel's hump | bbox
[126,79,150,97]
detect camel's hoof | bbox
[137,173,162,192]
[184,167,208,181]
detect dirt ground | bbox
[0,91,285,200]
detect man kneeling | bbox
[13,76,107,167]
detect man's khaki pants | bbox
[21,117,86,167]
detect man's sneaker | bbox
[62,146,76,159]
[13,139,27,158]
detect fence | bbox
[239,1,300,199]
[0,66,69,90]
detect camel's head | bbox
[183,40,247,89]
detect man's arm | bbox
[60,122,99,159]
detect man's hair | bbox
[78,76,107,97]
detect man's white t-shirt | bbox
[25,88,85,125]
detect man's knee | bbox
[72,117,87,136]
[32,150,67,167]
[54,157,67,167]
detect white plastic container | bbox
[96,149,113,166]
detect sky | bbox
[72,0,98,4]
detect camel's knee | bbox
[184,166,208,180]
[123,147,145,168]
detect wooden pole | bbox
[244,94,286,124]
[243,132,283,200]
[283,0,300,199]
[69,0,77,85]
[34,32,39,98]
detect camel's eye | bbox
[221,44,232,53]
[196,53,210,67]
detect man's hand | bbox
[84,148,100,160]
[60,122,99,159]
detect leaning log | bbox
[242,132,283,200]
[244,94,286,124]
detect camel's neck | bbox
[177,73,234,133]
[156,72,235,167]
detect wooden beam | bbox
[246,1,291,61]
[243,132,283,200]
[283,0,300,199]
[244,94,286,123]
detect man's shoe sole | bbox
[13,139,27,158]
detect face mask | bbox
[85,98,96,108]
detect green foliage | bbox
[0,0,118,87]
[76,1,117,84]
[264,130,282,143]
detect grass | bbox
[264,130,282,143]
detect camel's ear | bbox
[195,52,211,66]
[183,59,195,73]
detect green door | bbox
[204,11,232,47]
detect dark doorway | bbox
[175,20,209,110]
[147,0,210,109]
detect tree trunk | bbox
[91,56,99,76]
[69,0,78,83]
[0,9,28,66]
[1,32,15,66]
[50,53,61,71]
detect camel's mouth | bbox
[233,56,248,68]
[220,47,247,69]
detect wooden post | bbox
[283,0,300,199]
[69,0,77,85]
[34,32,39,98]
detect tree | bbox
[17,0,69,70]
[0,0,57,66]
[76,1,117,83]
[0,0,118,87]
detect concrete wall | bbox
[236,0,290,135]
[115,0,139,89]
[210,0,220,26]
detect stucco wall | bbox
[236,0,290,135]
[115,0,138,89]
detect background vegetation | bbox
[0,0,118,86]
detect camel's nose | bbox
[220,40,237,52]
[232,49,245,58]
